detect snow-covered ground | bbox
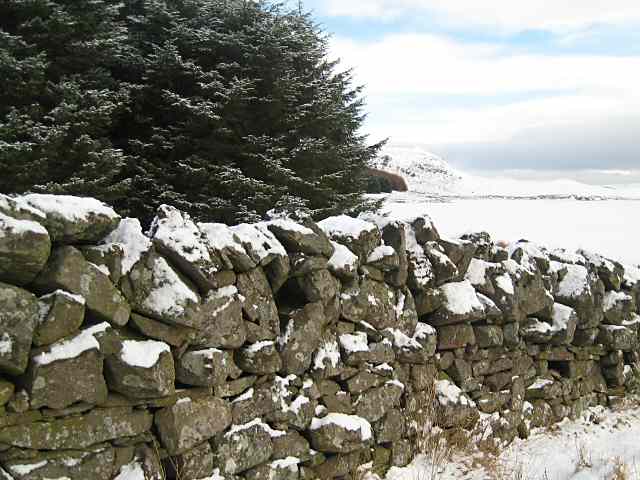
[381,404,640,480]
[376,144,640,200]
[378,194,640,265]
[374,144,640,266]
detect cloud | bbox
[327,33,640,170]
[435,114,640,171]
[318,0,640,33]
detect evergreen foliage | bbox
[0,0,382,225]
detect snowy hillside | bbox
[377,144,640,200]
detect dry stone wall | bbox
[0,193,639,480]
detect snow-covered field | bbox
[379,194,640,265]
[381,404,640,480]
[374,144,640,266]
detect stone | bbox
[2,446,119,480]
[391,440,413,467]
[395,288,419,337]
[167,441,215,480]
[347,370,386,395]
[21,194,121,244]
[597,325,635,351]
[0,283,39,375]
[267,219,334,257]
[215,420,274,475]
[198,222,257,272]
[0,379,14,406]
[309,413,372,453]
[150,205,228,292]
[525,378,562,401]
[280,302,327,375]
[297,269,340,303]
[414,287,444,316]
[412,216,440,244]
[33,290,85,346]
[244,460,300,480]
[439,237,476,281]
[129,312,196,348]
[375,408,405,443]
[80,243,124,284]
[289,253,329,277]
[155,396,232,455]
[602,291,636,325]
[434,380,479,428]
[272,430,311,460]
[435,324,476,350]
[341,278,396,330]
[176,348,241,387]
[579,249,624,291]
[317,215,382,262]
[521,318,553,344]
[366,245,400,272]
[236,341,282,374]
[379,220,409,287]
[105,339,174,399]
[424,242,458,286]
[354,380,404,423]
[192,286,246,349]
[236,267,280,339]
[120,249,202,328]
[327,242,359,280]
[33,246,130,326]
[429,280,485,326]
[474,325,504,348]
[0,407,153,449]
[0,212,51,286]
[25,347,108,410]
[554,263,604,328]
[312,451,364,478]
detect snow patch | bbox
[119,339,170,368]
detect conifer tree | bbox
[0,0,382,226]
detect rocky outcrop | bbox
[0,194,638,479]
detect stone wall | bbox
[0,193,639,480]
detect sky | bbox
[297,0,640,173]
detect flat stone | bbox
[0,407,153,450]
[21,194,121,244]
[354,381,404,423]
[280,302,327,375]
[236,267,280,339]
[105,339,175,399]
[309,413,372,453]
[167,441,215,480]
[435,324,476,350]
[33,246,130,326]
[176,348,241,387]
[2,446,118,480]
[0,212,51,286]
[215,421,274,475]
[129,312,196,348]
[80,243,124,284]
[25,348,108,410]
[0,283,39,375]
[192,286,246,349]
[236,341,282,374]
[34,290,85,346]
[155,396,232,455]
[119,249,201,328]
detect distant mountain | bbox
[375,144,640,200]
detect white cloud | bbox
[329,33,640,147]
[320,0,640,33]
